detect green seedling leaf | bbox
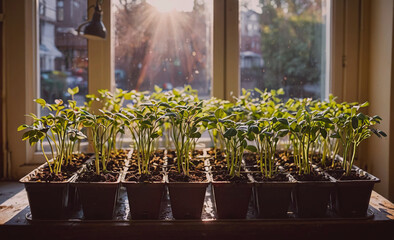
[159,102,171,108]
[190,126,198,133]
[17,125,28,131]
[278,118,288,125]
[150,132,160,139]
[245,144,257,153]
[246,132,255,141]
[223,128,237,139]
[371,128,381,138]
[356,113,367,121]
[190,132,202,138]
[277,129,289,137]
[34,98,46,107]
[320,128,327,139]
[352,117,358,129]
[165,112,177,118]
[249,125,259,134]
[372,115,383,121]
[360,101,369,107]
[378,130,387,137]
[68,86,79,96]
[22,131,31,141]
[215,108,225,119]
[242,139,247,148]
[154,85,163,93]
[314,117,333,124]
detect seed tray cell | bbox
[25,184,373,222]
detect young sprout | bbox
[246,116,289,179]
[165,98,206,176]
[331,102,386,175]
[81,110,116,175]
[18,96,86,175]
[201,97,231,157]
[288,98,332,175]
[209,108,248,178]
[121,100,165,175]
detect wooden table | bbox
[1,181,394,240]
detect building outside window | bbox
[38,0,88,117]
[240,0,329,99]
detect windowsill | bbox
[0,183,393,239]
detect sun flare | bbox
[147,0,194,13]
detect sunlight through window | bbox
[113,0,213,98]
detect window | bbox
[38,0,88,117]
[57,0,64,21]
[240,0,330,99]
[5,0,334,169]
[113,0,213,98]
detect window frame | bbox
[4,0,339,177]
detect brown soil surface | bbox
[130,150,166,166]
[168,170,207,182]
[208,150,227,172]
[104,159,125,172]
[252,172,289,182]
[61,153,91,173]
[192,149,204,157]
[127,163,162,174]
[166,150,176,165]
[111,149,129,159]
[125,172,163,182]
[292,172,330,182]
[326,170,370,180]
[30,167,71,182]
[207,148,225,157]
[316,160,343,171]
[77,171,119,182]
[152,150,165,165]
[212,171,250,183]
[190,159,206,171]
[244,151,258,166]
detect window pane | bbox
[240,0,329,99]
[113,0,213,98]
[39,0,88,117]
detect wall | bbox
[366,0,394,200]
[4,0,37,179]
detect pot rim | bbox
[19,162,78,184]
[167,180,209,184]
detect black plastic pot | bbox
[168,182,208,219]
[66,154,93,211]
[212,182,253,219]
[328,169,380,217]
[292,177,335,218]
[255,180,295,218]
[122,175,165,220]
[20,167,75,220]
[72,173,121,220]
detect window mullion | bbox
[87,0,114,97]
[213,0,225,99]
[225,0,240,100]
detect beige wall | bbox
[365,0,393,199]
[3,0,34,179]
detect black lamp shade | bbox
[81,5,106,40]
